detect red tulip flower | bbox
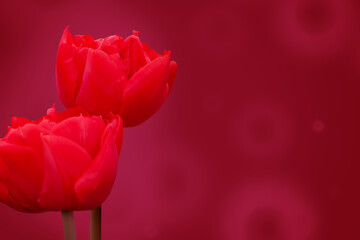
[56,27,177,127]
[0,106,123,212]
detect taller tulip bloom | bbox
[56,27,177,127]
[0,106,123,212]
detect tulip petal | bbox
[73,47,90,97]
[98,35,123,55]
[40,135,92,210]
[11,117,31,128]
[73,34,95,48]
[0,142,43,211]
[121,35,148,77]
[38,135,64,210]
[74,125,119,209]
[0,156,26,211]
[22,124,53,151]
[5,124,52,155]
[4,128,25,146]
[45,106,89,123]
[52,116,106,158]
[102,115,123,154]
[76,49,126,115]
[0,180,25,212]
[168,61,177,91]
[56,27,78,107]
[142,42,160,61]
[120,53,171,127]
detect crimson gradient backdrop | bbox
[1,0,360,239]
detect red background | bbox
[1,0,360,239]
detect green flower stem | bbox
[91,206,101,240]
[61,211,76,240]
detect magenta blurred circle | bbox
[274,0,354,60]
[235,101,292,160]
[143,223,159,238]
[191,3,247,58]
[202,93,224,115]
[312,120,325,133]
[146,146,209,221]
[221,179,318,240]
[112,141,210,237]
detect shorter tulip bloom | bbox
[56,27,177,127]
[0,106,123,212]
